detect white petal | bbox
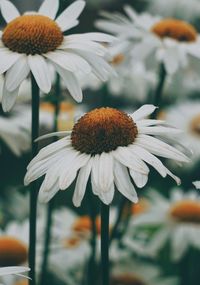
[99,183,115,205]
[59,152,89,190]
[164,167,181,185]
[28,55,51,93]
[0,267,30,277]
[0,49,22,74]
[2,83,19,112]
[54,63,83,102]
[5,56,30,92]
[0,0,20,23]
[131,105,157,121]
[73,158,93,207]
[138,126,182,136]
[35,131,71,142]
[56,0,85,32]
[129,170,148,188]
[114,161,138,203]
[171,227,188,261]
[66,32,116,43]
[38,179,60,203]
[193,181,200,189]
[38,0,59,19]
[92,153,114,193]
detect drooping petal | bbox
[129,170,148,188]
[0,0,20,23]
[2,82,19,112]
[114,160,138,202]
[38,179,60,203]
[38,0,59,19]
[56,0,85,32]
[73,158,93,207]
[0,49,22,74]
[28,55,51,93]
[5,56,30,92]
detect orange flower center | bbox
[110,54,125,66]
[152,19,197,42]
[170,200,200,223]
[0,236,28,266]
[63,236,81,248]
[72,216,101,235]
[132,199,149,215]
[2,15,63,55]
[14,279,28,285]
[111,275,145,285]
[190,114,200,137]
[71,108,138,155]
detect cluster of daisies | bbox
[0,0,200,284]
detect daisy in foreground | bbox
[96,5,200,74]
[0,0,115,112]
[133,188,200,261]
[24,105,189,206]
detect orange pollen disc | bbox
[72,216,101,235]
[71,108,138,155]
[190,114,200,137]
[14,280,28,285]
[170,200,200,223]
[111,275,145,285]
[151,19,197,42]
[63,236,81,248]
[132,199,149,215]
[110,54,125,66]
[2,15,64,55]
[0,236,28,266]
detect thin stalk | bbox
[29,76,40,285]
[87,181,97,285]
[101,203,110,285]
[151,63,167,119]
[39,75,61,285]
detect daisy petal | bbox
[28,55,51,93]
[0,267,30,277]
[73,158,93,207]
[5,56,30,92]
[38,0,59,19]
[38,179,60,203]
[54,63,83,102]
[99,183,115,205]
[114,161,138,203]
[2,82,19,112]
[56,0,85,32]
[131,105,157,121]
[129,170,148,188]
[0,0,20,23]
[0,49,22,74]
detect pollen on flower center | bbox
[111,275,146,285]
[170,200,200,223]
[151,19,197,42]
[2,15,64,55]
[190,114,200,137]
[71,108,138,155]
[0,236,28,266]
[72,216,101,235]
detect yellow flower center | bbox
[14,280,28,285]
[72,216,101,235]
[170,200,200,223]
[0,236,27,266]
[111,275,145,285]
[2,15,64,55]
[71,108,138,155]
[152,19,197,42]
[190,114,200,137]
[110,54,125,66]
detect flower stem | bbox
[29,75,40,285]
[101,203,110,285]
[87,181,97,285]
[151,63,167,119]
[39,75,61,285]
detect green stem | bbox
[29,76,40,285]
[101,203,110,285]
[151,63,167,119]
[39,75,61,285]
[87,181,97,285]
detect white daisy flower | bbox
[96,5,200,74]
[110,247,178,285]
[133,188,200,261]
[24,104,189,206]
[146,0,200,21]
[163,101,200,167]
[193,181,200,189]
[0,0,116,112]
[0,106,31,156]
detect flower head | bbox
[96,6,200,74]
[25,105,189,206]
[0,0,115,111]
